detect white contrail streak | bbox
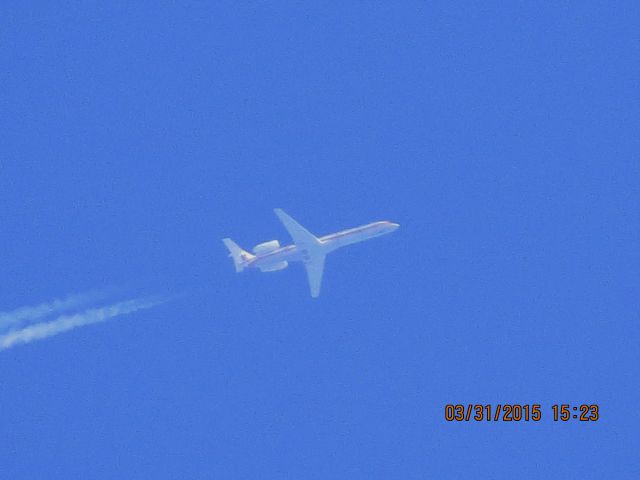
[0,296,166,351]
[0,289,113,332]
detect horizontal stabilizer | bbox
[222,238,254,272]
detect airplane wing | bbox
[273,208,320,250]
[304,253,325,298]
[274,208,326,298]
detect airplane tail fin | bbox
[222,238,254,272]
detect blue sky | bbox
[1,2,639,478]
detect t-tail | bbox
[222,238,254,272]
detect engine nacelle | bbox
[259,261,288,272]
[253,239,280,254]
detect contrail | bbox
[0,289,113,332]
[0,296,167,351]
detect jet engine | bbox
[259,261,288,272]
[253,240,281,254]
[253,240,288,271]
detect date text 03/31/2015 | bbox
[444,404,599,422]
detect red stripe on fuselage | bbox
[248,244,296,264]
[248,222,384,266]
[319,222,381,241]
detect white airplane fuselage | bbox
[247,220,399,271]
[223,209,399,297]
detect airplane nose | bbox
[389,222,400,230]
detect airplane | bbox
[222,208,399,298]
